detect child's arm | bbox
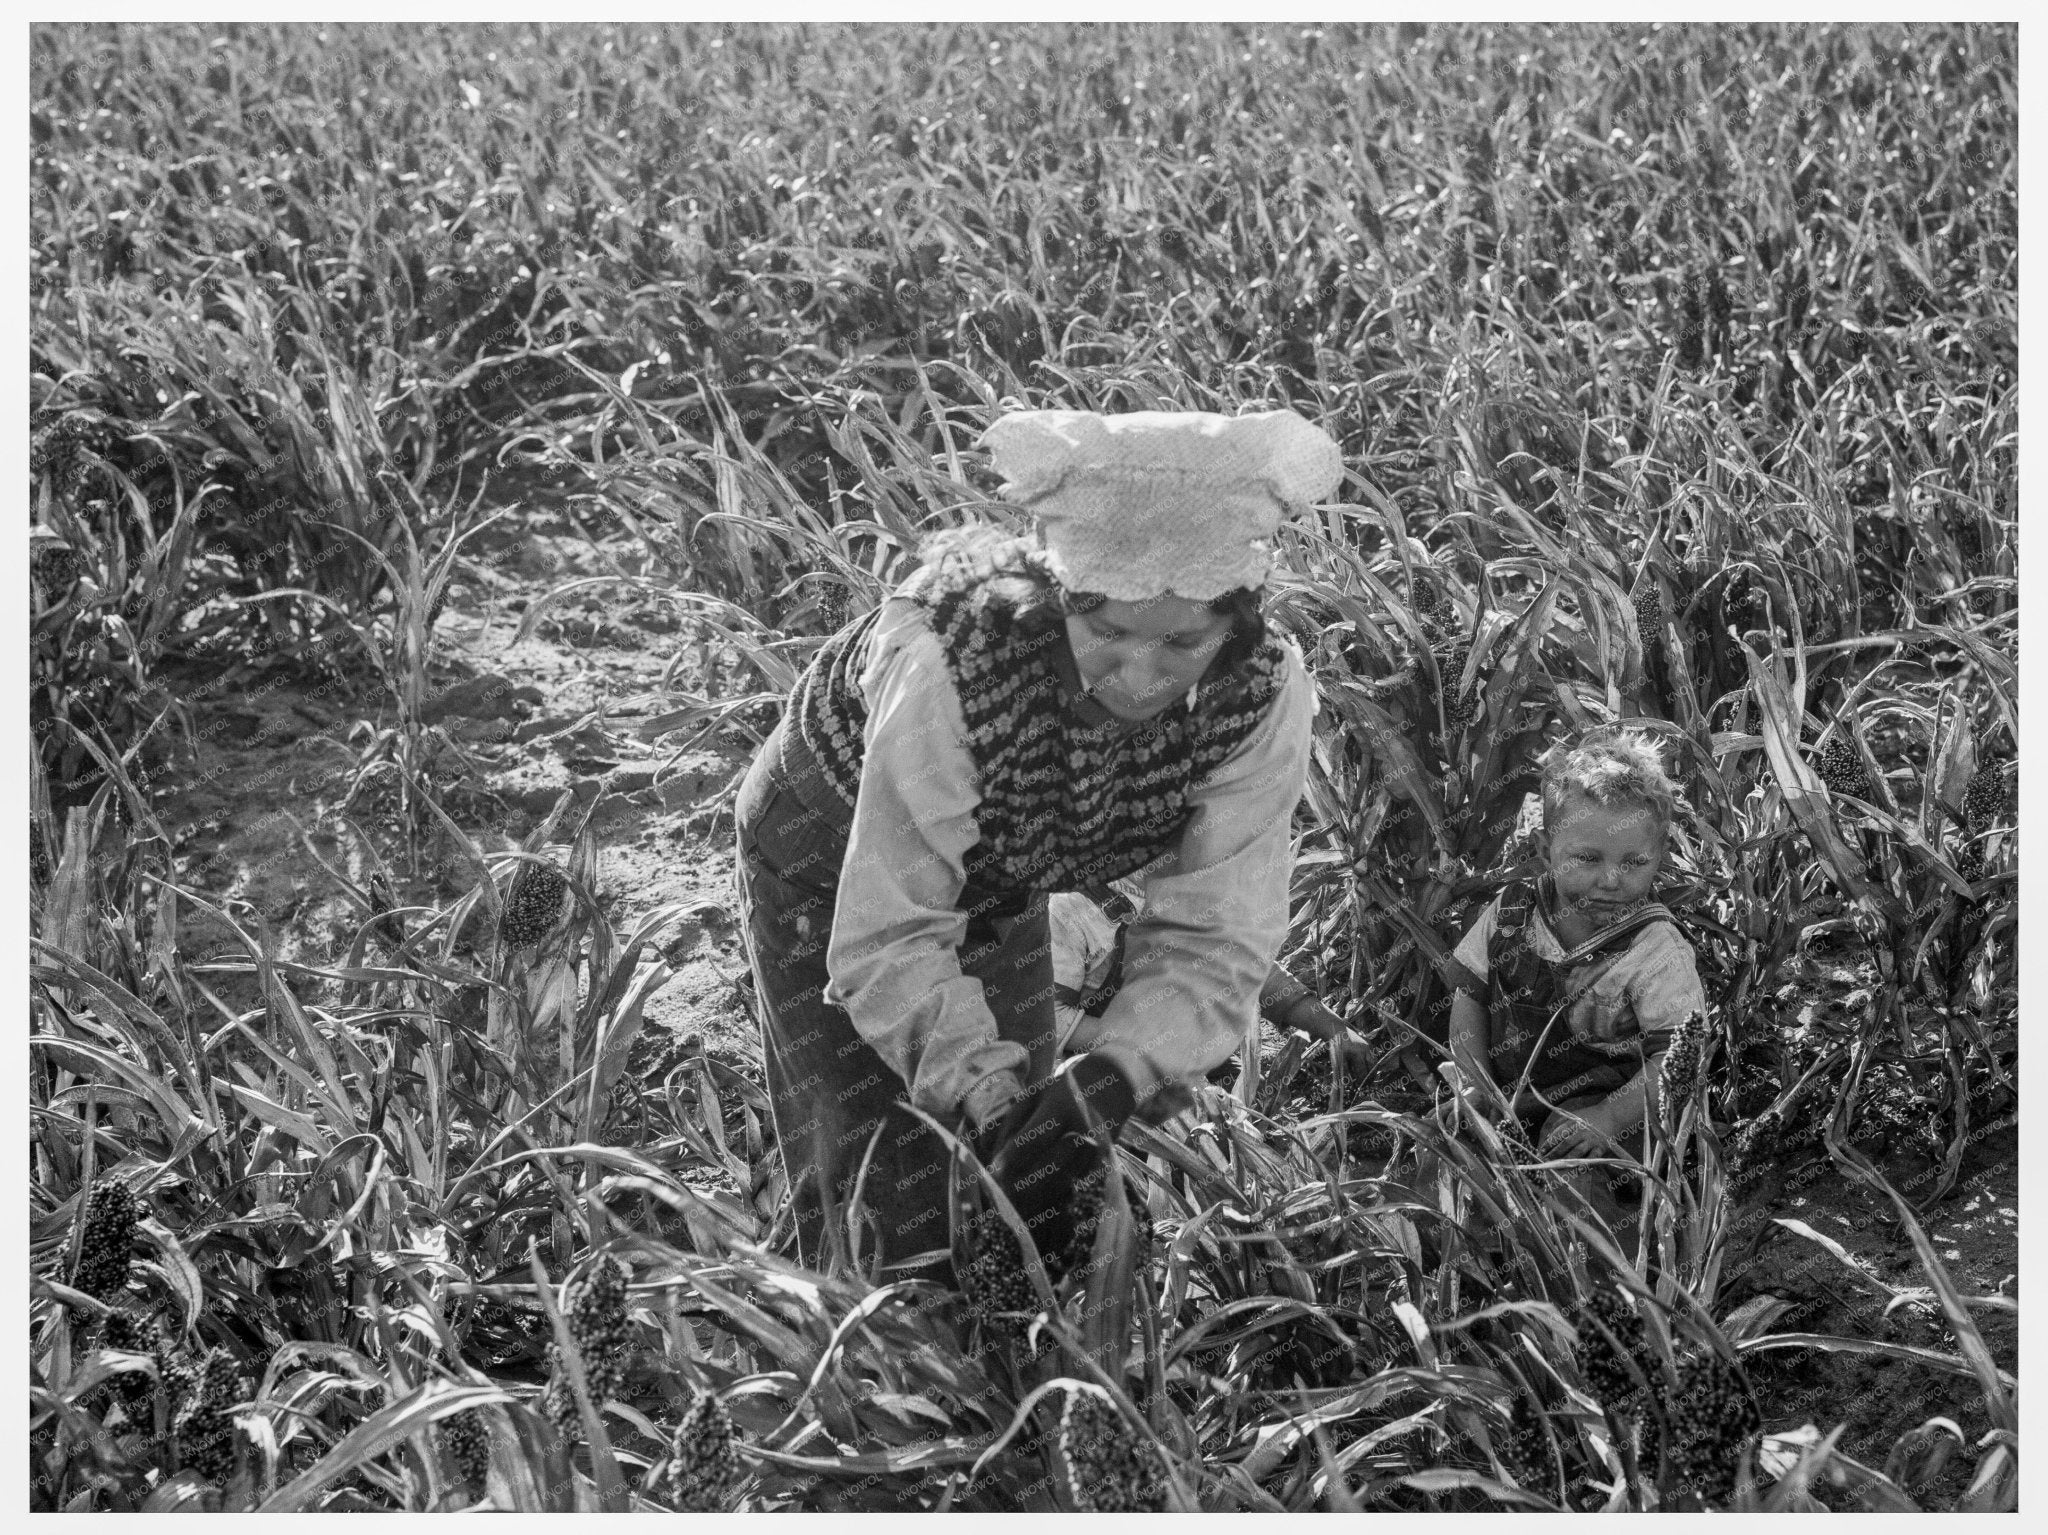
[1443,896,1499,1082]
[1448,991,1499,1113]
[1448,991,1489,1078]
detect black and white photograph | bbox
[24,15,2019,1513]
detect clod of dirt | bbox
[420,673,545,726]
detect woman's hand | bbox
[987,1054,1136,1259]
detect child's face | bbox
[1541,793,1665,922]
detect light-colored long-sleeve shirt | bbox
[824,596,1314,1135]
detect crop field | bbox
[27,21,2017,1513]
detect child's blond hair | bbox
[1540,728,1679,833]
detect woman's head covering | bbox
[976,407,1345,602]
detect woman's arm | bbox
[1083,647,1314,1112]
[823,602,1029,1136]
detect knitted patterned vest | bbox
[790,537,1287,901]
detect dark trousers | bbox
[733,719,1058,1277]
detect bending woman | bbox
[734,407,1344,1277]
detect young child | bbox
[1440,729,1707,1236]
